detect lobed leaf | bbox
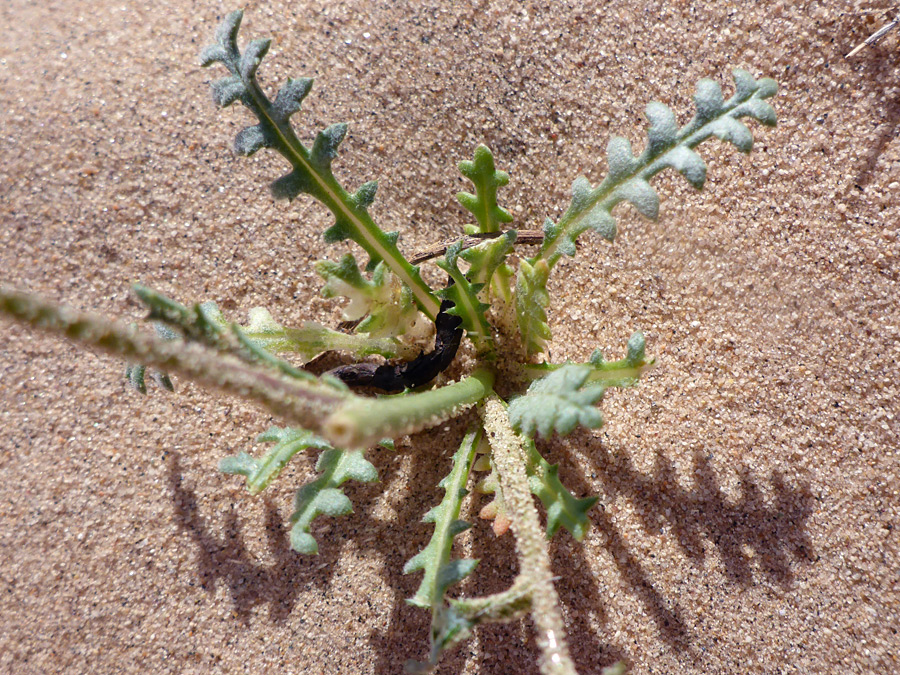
[523,438,598,540]
[535,69,778,268]
[201,10,441,320]
[459,230,516,305]
[469,436,509,531]
[290,448,378,555]
[316,254,426,340]
[508,365,606,438]
[404,428,482,608]
[220,426,331,495]
[271,77,313,119]
[210,75,246,108]
[0,287,359,441]
[514,257,552,356]
[456,144,513,234]
[435,242,493,351]
[521,331,651,387]
[133,285,410,379]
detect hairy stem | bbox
[325,368,495,449]
[481,396,577,675]
[0,287,350,437]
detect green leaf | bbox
[404,428,482,608]
[459,230,516,305]
[435,242,493,351]
[132,285,226,347]
[316,254,426,339]
[508,364,606,438]
[535,69,778,267]
[456,144,513,234]
[290,448,378,555]
[134,284,414,375]
[514,257,552,356]
[405,604,477,673]
[124,322,176,394]
[406,577,533,671]
[524,445,598,540]
[209,75,246,108]
[219,426,332,495]
[491,406,598,540]
[201,10,441,320]
[522,331,652,387]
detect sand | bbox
[1,1,897,673]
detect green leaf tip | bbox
[457,144,513,234]
[199,10,243,68]
[626,330,645,365]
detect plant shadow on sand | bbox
[165,425,454,666]
[167,452,340,624]
[547,426,815,652]
[164,413,813,672]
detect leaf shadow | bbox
[578,433,816,589]
[165,427,453,672]
[166,452,342,625]
[517,426,816,669]
[549,536,632,672]
[162,409,813,672]
[522,426,815,660]
[542,433,694,656]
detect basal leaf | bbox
[514,258,551,356]
[404,428,482,608]
[201,10,440,320]
[535,69,778,268]
[219,426,331,495]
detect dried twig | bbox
[846,10,899,57]
[408,229,545,265]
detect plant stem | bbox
[325,368,495,449]
[0,287,349,436]
[450,575,534,622]
[481,396,577,675]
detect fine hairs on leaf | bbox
[0,9,780,675]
